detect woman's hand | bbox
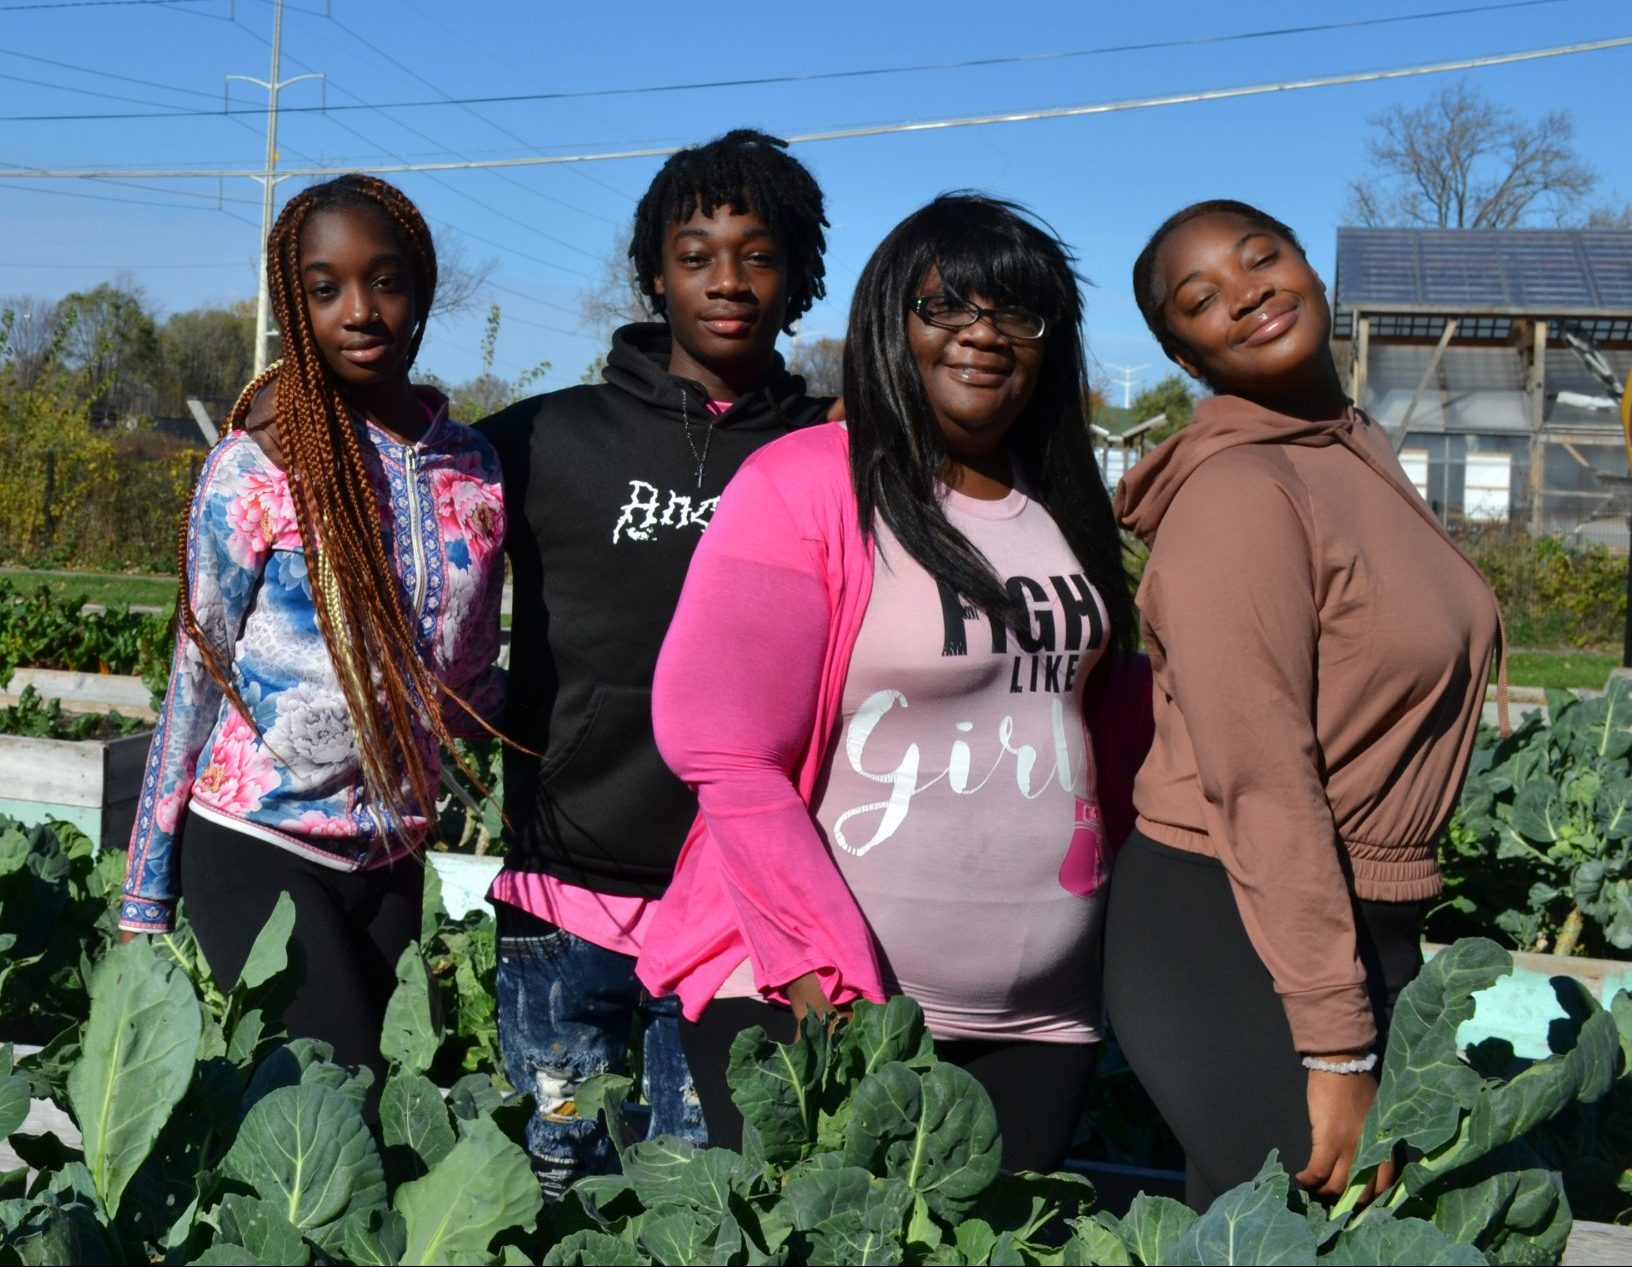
[117,929,141,945]
[781,971,854,1041]
[1297,1063,1394,1202]
[784,971,836,1022]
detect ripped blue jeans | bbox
[495,922,705,1198]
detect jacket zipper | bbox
[404,445,427,617]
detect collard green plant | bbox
[1437,678,1632,957]
[549,942,1629,1266]
[0,815,122,1041]
[1,888,545,1265]
[0,577,173,686]
[5,836,1630,1263]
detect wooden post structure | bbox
[1394,318,1459,452]
[1524,320,1548,536]
[1350,313,1370,408]
[1622,374,1631,668]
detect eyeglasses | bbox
[910,293,1047,341]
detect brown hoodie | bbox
[1115,396,1499,1054]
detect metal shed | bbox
[1334,227,1632,545]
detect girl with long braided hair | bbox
[120,174,506,1097]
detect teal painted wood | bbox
[1425,943,1632,1059]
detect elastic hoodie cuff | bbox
[119,895,176,934]
[1281,982,1379,1056]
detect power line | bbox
[0,0,1589,123]
[0,0,218,8]
[0,48,227,102]
[322,10,622,228]
[0,69,211,112]
[6,34,1628,181]
[0,258,251,268]
[0,179,260,224]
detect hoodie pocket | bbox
[539,684,698,867]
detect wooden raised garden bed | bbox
[0,727,151,849]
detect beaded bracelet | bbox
[1301,1053,1378,1075]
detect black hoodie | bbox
[478,323,832,897]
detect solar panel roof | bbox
[1335,228,1632,313]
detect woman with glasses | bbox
[636,193,1146,1171]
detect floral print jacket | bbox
[120,395,506,933]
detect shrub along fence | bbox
[1453,524,1627,648]
[0,432,198,574]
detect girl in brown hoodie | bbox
[1103,200,1499,1210]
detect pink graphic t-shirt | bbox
[719,480,1110,1041]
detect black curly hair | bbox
[630,128,828,334]
[1132,198,1304,363]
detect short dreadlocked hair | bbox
[631,128,828,334]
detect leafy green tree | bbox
[1128,374,1197,443]
[156,301,255,417]
[57,281,162,424]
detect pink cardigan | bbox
[635,423,1152,1020]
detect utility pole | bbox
[1105,363,1148,410]
[228,0,323,374]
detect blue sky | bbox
[2,0,1629,401]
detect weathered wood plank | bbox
[1563,1220,1632,1265]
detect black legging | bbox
[682,997,1096,1174]
[1103,829,1424,1210]
[179,812,423,1114]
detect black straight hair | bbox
[844,192,1135,657]
[1131,198,1305,363]
[630,128,828,334]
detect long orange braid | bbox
[176,173,490,849]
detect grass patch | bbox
[1503,649,1620,691]
[0,567,175,614]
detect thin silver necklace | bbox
[679,388,717,490]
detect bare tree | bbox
[1346,81,1597,229]
[789,335,844,398]
[430,229,497,321]
[0,294,61,389]
[1586,202,1632,230]
[579,226,649,342]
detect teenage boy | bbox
[479,129,832,1195]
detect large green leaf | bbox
[0,1069,29,1140]
[842,1061,1000,1219]
[222,1082,386,1239]
[216,1192,311,1267]
[380,1073,457,1173]
[189,1243,267,1265]
[380,943,439,1078]
[1352,939,1510,1175]
[1319,1209,1486,1264]
[839,998,935,1079]
[574,1071,635,1161]
[66,939,203,1217]
[1063,1215,1133,1266]
[670,1146,763,1221]
[727,1021,823,1167]
[621,1135,704,1206]
[784,1166,912,1265]
[338,1207,408,1266]
[236,891,296,991]
[1406,980,1620,1190]
[394,1114,542,1265]
[1171,1161,1316,1265]
[543,1228,640,1265]
[635,1207,718,1264]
